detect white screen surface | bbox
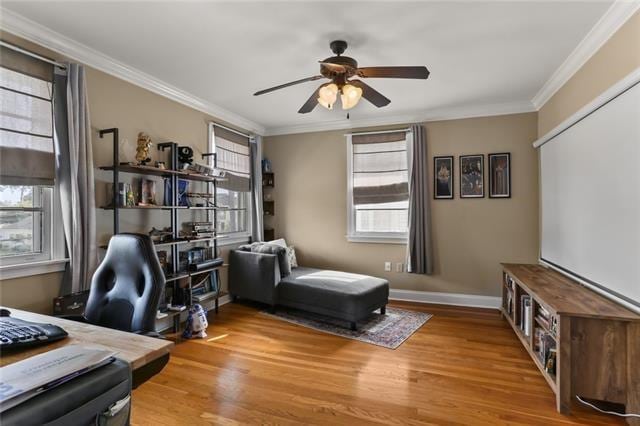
[540,81,640,309]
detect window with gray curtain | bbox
[211,124,251,237]
[0,46,59,264]
[348,131,409,241]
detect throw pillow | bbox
[287,246,298,268]
[267,238,288,248]
[248,242,291,277]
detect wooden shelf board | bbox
[154,236,218,247]
[99,164,226,183]
[100,205,185,210]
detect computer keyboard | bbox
[0,316,68,350]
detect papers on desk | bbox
[0,345,116,412]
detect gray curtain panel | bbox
[406,124,433,274]
[53,64,98,294]
[250,135,264,242]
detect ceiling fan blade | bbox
[349,80,391,108]
[356,66,430,79]
[254,75,324,96]
[319,62,347,73]
[298,84,326,114]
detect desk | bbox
[0,307,173,379]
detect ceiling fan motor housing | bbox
[330,40,348,55]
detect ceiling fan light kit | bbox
[254,40,430,114]
[340,84,363,110]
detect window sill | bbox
[347,234,407,245]
[0,258,68,280]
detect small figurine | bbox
[126,188,135,206]
[182,304,208,339]
[178,146,193,169]
[135,132,153,165]
[155,161,166,170]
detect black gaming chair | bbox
[62,234,168,387]
[84,233,165,334]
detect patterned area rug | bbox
[262,307,432,349]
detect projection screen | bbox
[538,78,640,311]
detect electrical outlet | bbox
[396,262,404,272]
[384,261,392,272]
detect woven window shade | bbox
[352,132,409,205]
[0,52,55,186]
[214,125,250,192]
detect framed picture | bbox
[488,153,511,198]
[459,155,484,198]
[433,156,454,199]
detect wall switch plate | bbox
[396,262,404,272]
[384,261,392,272]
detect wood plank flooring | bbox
[132,301,623,425]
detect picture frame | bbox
[488,153,511,198]
[433,156,454,199]
[459,154,484,198]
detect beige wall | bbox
[538,11,640,136]
[264,113,539,297]
[0,32,246,313]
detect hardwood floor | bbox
[132,301,623,425]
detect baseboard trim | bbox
[218,293,232,307]
[389,289,501,310]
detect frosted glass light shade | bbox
[341,84,362,110]
[317,84,338,109]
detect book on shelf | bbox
[520,295,532,337]
[535,315,550,330]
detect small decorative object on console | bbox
[135,132,153,165]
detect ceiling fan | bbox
[253,40,430,114]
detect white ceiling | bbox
[1,1,616,135]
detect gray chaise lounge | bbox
[228,250,389,330]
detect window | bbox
[347,130,410,243]
[208,123,252,243]
[0,57,65,273]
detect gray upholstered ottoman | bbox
[277,267,389,330]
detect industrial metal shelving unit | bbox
[98,128,225,332]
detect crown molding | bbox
[0,8,267,135]
[264,100,536,136]
[531,1,640,110]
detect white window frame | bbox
[0,64,67,279]
[346,133,409,244]
[208,122,252,247]
[0,185,67,279]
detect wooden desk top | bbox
[502,263,640,321]
[0,307,173,370]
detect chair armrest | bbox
[228,250,280,305]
